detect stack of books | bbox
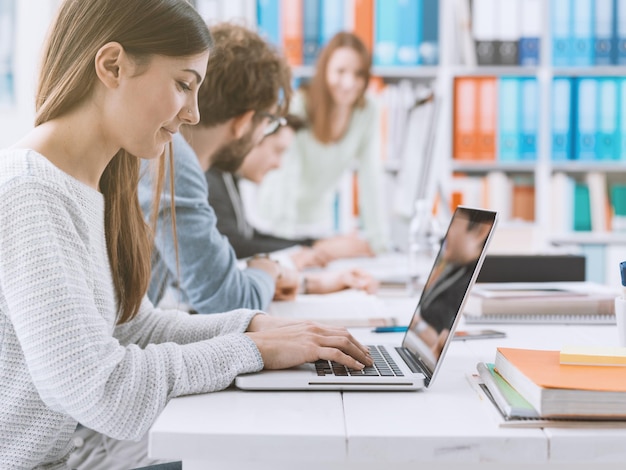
[464,282,618,324]
[476,346,626,427]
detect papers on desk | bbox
[322,252,432,288]
[267,290,399,327]
[463,282,618,324]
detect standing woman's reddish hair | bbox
[306,32,371,144]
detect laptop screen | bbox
[401,206,497,386]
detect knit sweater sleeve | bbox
[114,296,260,347]
[0,177,263,442]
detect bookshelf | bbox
[4,0,625,286]
[445,0,626,288]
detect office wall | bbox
[0,0,56,147]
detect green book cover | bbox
[477,362,539,419]
[573,183,591,232]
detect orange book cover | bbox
[511,183,535,221]
[476,77,497,161]
[497,348,626,393]
[282,0,303,66]
[353,0,373,53]
[453,77,478,160]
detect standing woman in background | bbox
[255,31,391,257]
[0,1,371,469]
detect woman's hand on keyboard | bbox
[246,321,373,370]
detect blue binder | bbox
[594,0,615,64]
[597,78,619,160]
[320,0,345,48]
[519,0,542,66]
[575,78,598,161]
[498,77,521,162]
[552,77,574,161]
[420,0,439,65]
[303,0,320,65]
[552,0,572,65]
[257,0,281,48]
[397,0,423,65]
[520,78,538,161]
[618,0,626,63]
[374,0,399,65]
[619,78,626,160]
[571,0,595,66]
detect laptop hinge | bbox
[395,347,432,387]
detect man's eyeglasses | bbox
[259,111,287,136]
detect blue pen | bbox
[621,261,626,297]
[372,326,409,333]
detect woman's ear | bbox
[230,110,256,139]
[94,42,125,89]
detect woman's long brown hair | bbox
[306,32,372,144]
[34,0,212,324]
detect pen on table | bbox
[372,326,408,333]
[621,261,626,298]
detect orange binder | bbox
[453,77,478,160]
[282,0,303,66]
[352,0,373,53]
[476,76,497,161]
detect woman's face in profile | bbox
[325,46,366,107]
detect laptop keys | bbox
[314,345,404,377]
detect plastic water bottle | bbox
[407,199,440,295]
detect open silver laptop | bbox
[235,206,498,391]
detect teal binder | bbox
[571,0,595,66]
[575,78,598,161]
[597,78,620,160]
[498,77,521,162]
[397,0,422,66]
[303,0,320,65]
[552,0,572,65]
[574,183,592,231]
[552,77,574,161]
[320,0,344,47]
[520,78,538,161]
[619,78,626,160]
[374,0,399,65]
[594,0,614,64]
[256,0,280,48]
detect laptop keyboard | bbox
[314,345,404,377]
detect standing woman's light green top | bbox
[256,90,390,254]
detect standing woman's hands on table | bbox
[246,317,373,370]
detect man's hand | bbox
[289,247,332,270]
[313,234,374,261]
[273,265,299,300]
[305,268,379,295]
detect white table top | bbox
[149,280,626,469]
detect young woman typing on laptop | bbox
[0,1,372,469]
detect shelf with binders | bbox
[550,75,626,164]
[256,0,441,70]
[450,66,540,77]
[452,76,540,165]
[550,0,626,69]
[291,65,440,79]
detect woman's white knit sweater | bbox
[0,149,264,469]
